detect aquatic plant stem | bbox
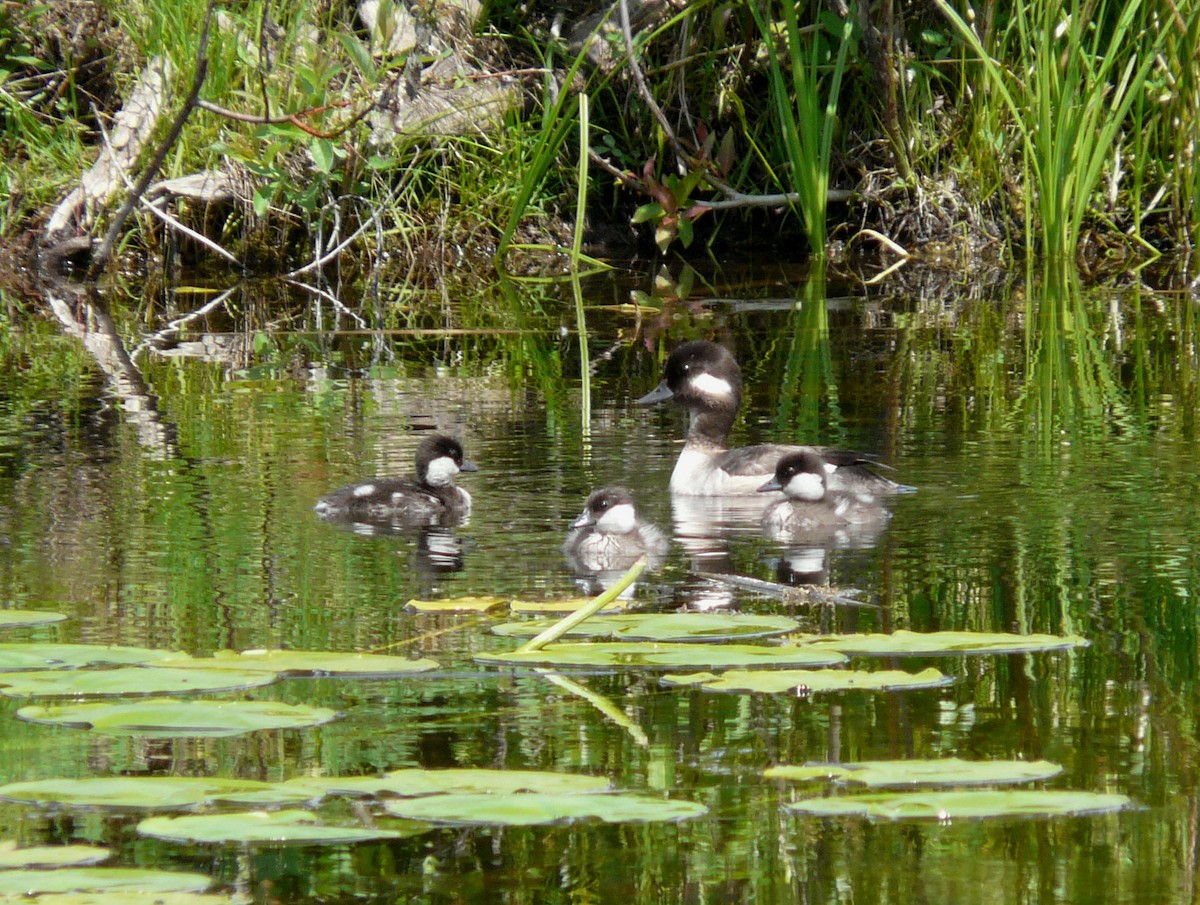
[517,557,648,653]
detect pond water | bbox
[0,262,1197,903]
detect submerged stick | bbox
[517,556,648,653]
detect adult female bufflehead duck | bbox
[758,450,891,537]
[314,434,477,525]
[637,340,906,496]
[563,487,669,572]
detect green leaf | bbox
[0,643,177,670]
[406,596,509,614]
[793,630,1090,656]
[153,649,439,677]
[0,776,321,810]
[16,698,341,737]
[383,792,707,826]
[309,139,336,175]
[766,759,1063,787]
[786,789,1131,820]
[337,31,377,80]
[475,642,847,671]
[137,810,407,845]
[660,667,954,694]
[491,613,800,643]
[631,202,665,224]
[0,843,110,869]
[0,667,276,698]
[0,610,67,628]
[284,767,611,799]
[0,867,213,896]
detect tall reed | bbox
[749,3,852,258]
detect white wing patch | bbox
[352,483,377,498]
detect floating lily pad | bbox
[792,630,1090,656]
[382,792,707,826]
[154,649,438,677]
[491,613,801,643]
[0,644,178,671]
[405,597,509,614]
[475,643,846,671]
[0,668,276,698]
[0,867,213,896]
[16,699,340,737]
[4,894,246,905]
[786,789,1131,820]
[765,758,1064,787]
[660,667,953,694]
[137,809,408,845]
[0,843,109,868]
[0,776,320,810]
[0,610,68,629]
[285,767,612,799]
[508,599,629,615]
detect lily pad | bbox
[0,867,213,896]
[0,843,110,868]
[765,758,1064,787]
[792,630,1090,656]
[285,767,612,799]
[0,776,321,810]
[405,596,509,614]
[491,613,800,643]
[153,649,439,677]
[475,642,846,671]
[0,644,178,671]
[16,699,341,737]
[137,809,407,845]
[382,792,707,826]
[0,610,68,629]
[786,789,1131,820]
[660,667,954,694]
[508,598,629,615]
[0,668,276,698]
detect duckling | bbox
[563,487,668,572]
[758,450,890,537]
[314,434,477,526]
[637,340,906,496]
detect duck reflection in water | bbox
[564,487,668,595]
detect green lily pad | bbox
[382,792,707,826]
[0,776,321,810]
[0,867,213,896]
[509,599,629,615]
[660,667,953,694]
[137,809,407,845]
[0,895,246,905]
[792,630,1090,656]
[0,668,276,698]
[405,597,509,614]
[491,613,801,643]
[16,698,340,737]
[153,649,438,677]
[0,843,110,868]
[0,644,178,671]
[786,789,1131,820]
[765,758,1064,787]
[475,642,846,671]
[285,767,612,798]
[0,610,68,629]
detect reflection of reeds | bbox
[774,265,843,446]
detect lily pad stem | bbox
[517,557,648,653]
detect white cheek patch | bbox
[595,503,637,534]
[690,373,735,399]
[424,456,460,486]
[352,483,376,498]
[786,471,826,501]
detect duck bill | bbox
[570,509,595,529]
[636,380,674,405]
[460,460,479,473]
[757,478,783,493]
